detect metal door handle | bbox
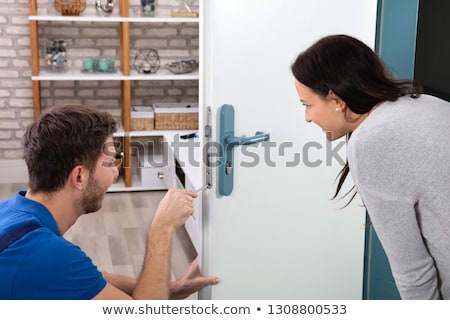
[225,131,270,146]
[219,104,270,196]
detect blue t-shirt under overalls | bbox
[0,191,106,299]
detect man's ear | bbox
[69,165,86,191]
[327,90,347,112]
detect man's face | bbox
[81,173,106,214]
[81,137,119,214]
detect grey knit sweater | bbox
[347,94,450,299]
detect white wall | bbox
[0,159,28,183]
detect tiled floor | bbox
[0,183,197,298]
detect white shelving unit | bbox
[28,0,202,191]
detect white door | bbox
[200,0,378,299]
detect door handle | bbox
[219,104,270,196]
[225,131,269,146]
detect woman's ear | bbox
[327,90,346,112]
[69,165,86,191]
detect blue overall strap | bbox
[0,224,40,253]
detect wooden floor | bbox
[0,182,197,298]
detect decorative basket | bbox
[131,106,155,131]
[165,59,198,74]
[153,102,198,130]
[54,0,86,16]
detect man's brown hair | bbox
[23,105,117,193]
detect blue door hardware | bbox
[219,104,270,196]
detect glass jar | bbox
[44,39,68,72]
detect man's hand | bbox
[153,189,197,231]
[170,256,220,299]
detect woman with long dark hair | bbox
[292,34,450,299]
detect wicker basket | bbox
[54,0,86,16]
[131,106,154,131]
[153,102,199,130]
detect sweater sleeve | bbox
[358,187,440,299]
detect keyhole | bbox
[226,160,233,175]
